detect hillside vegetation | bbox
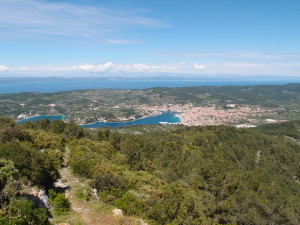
[1,117,300,224]
[255,120,300,140]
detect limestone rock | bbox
[112,208,123,217]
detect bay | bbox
[81,111,180,128]
[16,112,180,128]
[16,115,65,124]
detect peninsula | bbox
[0,84,299,127]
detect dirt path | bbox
[52,147,143,225]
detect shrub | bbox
[34,131,64,150]
[0,198,49,225]
[0,142,60,187]
[52,193,71,215]
[47,189,58,202]
[114,191,146,216]
[75,189,90,201]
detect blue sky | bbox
[0,0,300,77]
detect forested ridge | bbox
[1,117,300,224]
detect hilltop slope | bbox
[1,118,300,224]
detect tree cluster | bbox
[0,118,68,224]
[68,124,300,224]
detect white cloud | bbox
[113,63,179,73]
[0,62,181,75]
[0,62,115,74]
[19,67,29,71]
[69,62,114,72]
[0,65,11,71]
[0,0,167,43]
[71,65,95,71]
[194,64,206,70]
[0,61,300,76]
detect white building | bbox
[17,114,27,119]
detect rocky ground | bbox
[51,148,148,225]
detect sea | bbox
[81,111,180,128]
[16,115,65,124]
[16,112,180,128]
[0,79,296,94]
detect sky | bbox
[0,0,300,77]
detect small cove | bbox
[16,112,180,127]
[16,115,65,124]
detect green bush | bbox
[0,159,17,191]
[63,122,85,139]
[34,131,64,150]
[52,193,71,215]
[114,191,146,216]
[0,198,49,225]
[0,117,15,128]
[47,189,58,202]
[75,189,91,201]
[0,127,32,143]
[0,142,60,187]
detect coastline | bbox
[15,112,181,127]
[80,110,175,126]
[16,115,66,124]
[81,111,181,127]
[139,104,281,126]
[80,112,161,126]
[13,103,281,127]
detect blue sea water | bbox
[0,80,296,94]
[16,112,180,128]
[16,115,65,124]
[81,111,180,128]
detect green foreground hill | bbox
[1,117,300,224]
